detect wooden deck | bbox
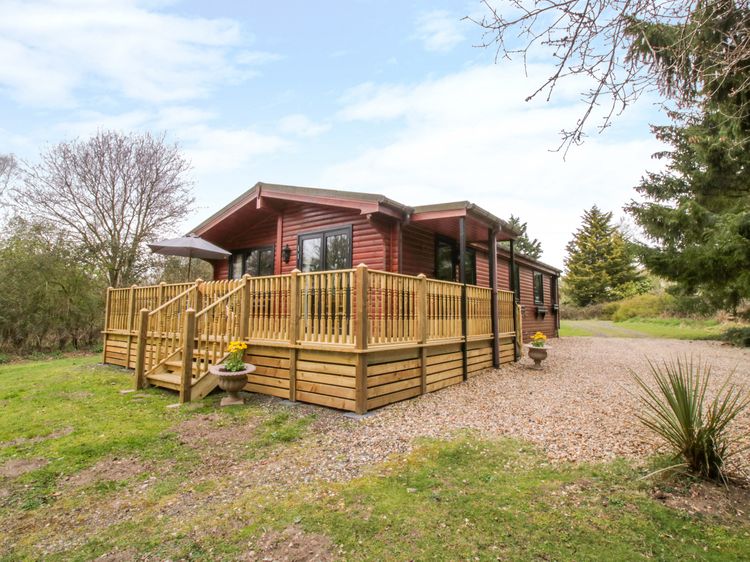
[102,265,522,413]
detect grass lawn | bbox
[561,317,728,340]
[2,356,750,560]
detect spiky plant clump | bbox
[632,356,750,482]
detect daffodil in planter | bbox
[208,341,255,406]
[525,331,549,370]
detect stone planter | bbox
[208,363,255,406]
[525,345,549,370]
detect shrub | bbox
[561,301,619,320]
[721,327,750,348]
[611,294,674,322]
[632,357,750,482]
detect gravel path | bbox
[256,336,750,485]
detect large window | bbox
[229,246,274,278]
[435,237,476,284]
[298,226,352,272]
[533,271,545,304]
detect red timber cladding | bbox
[400,224,434,277]
[279,203,391,274]
[473,249,490,288]
[516,264,558,341]
[210,213,278,280]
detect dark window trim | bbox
[533,271,544,305]
[512,263,521,302]
[434,234,476,285]
[229,245,275,279]
[296,224,353,271]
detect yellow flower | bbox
[226,340,248,354]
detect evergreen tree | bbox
[626,108,750,313]
[501,215,543,259]
[564,206,644,306]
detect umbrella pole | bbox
[187,257,192,282]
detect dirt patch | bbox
[247,525,339,562]
[1,427,73,449]
[0,457,48,478]
[62,391,94,400]
[63,457,148,489]
[654,480,750,522]
[175,413,261,449]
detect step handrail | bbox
[189,281,247,382]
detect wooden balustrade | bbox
[466,285,493,337]
[498,290,515,334]
[425,279,463,340]
[144,286,195,373]
[367,271,419,346]
[106,269,522,375]
[297,269,355,345]
[246,274,291,341]
[192,283,245,379]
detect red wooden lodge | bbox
[103,183,560,413]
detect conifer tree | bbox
[500,215,543,259]
[626,108,750,313]
[564,206,644,306]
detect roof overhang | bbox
[191,182,412,238]
[410,201,517,243]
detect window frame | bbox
[228,245,275,279]
[296,225,353,272]
[511,263,521,303]
[434,235,477,285]
[533,271,545,305]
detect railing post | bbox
[288,269,300,401]
[180,308,196,403]
[240,274,251,340]
[134,309,149,390]
[126,284,138,369]
[514,302,523,361]
[488,228,500,368]
[102,287,112,364]
[158,281,166,308]
[354,264,369,414]
[417,273,428,395]
[193,278,204,312]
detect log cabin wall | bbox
[210,203,393,279]
[514,262,558,341]
[401,224,435,278]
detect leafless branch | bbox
[11,130,194,286]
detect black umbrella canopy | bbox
[148,236,231,260]
[148,236,231,281]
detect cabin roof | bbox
[192,182,519,241]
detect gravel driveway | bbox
[258,336,750,485]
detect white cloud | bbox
[414,10,465,53]
[235,50,284,65]
[278,114,331,138]
[0,0,279,106]
[324,64,664,269]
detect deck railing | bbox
[106,266,521,374]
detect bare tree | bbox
[13,131,194,287]
[0,154,17,202]
[468,0,750,152]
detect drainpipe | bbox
[459,216,468,381]
[510,239,519,361]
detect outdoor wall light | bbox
[282,244,291,264]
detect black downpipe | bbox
[510,239,519,361]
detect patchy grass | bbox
[561,318,727,340]
[559,321,597,337]
[2,356,750,560]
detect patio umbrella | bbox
[148,235,231,280]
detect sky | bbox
[0,0,666,269]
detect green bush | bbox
[561,301,619,320]
[632,357,750,482]
[721,327,750,347]
[611,294,674,322]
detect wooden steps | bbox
[143,349,224,403]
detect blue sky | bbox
[0,0,664,268]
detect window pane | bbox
[326,232,350,270]
[534,272,544,303]
[301,237,322,272]
[258,248,274,276]
[436,241,454,281]
[232,254,243,279]
[245,249,259,276]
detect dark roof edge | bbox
[412,201,519,238]
[496,246,562,275]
